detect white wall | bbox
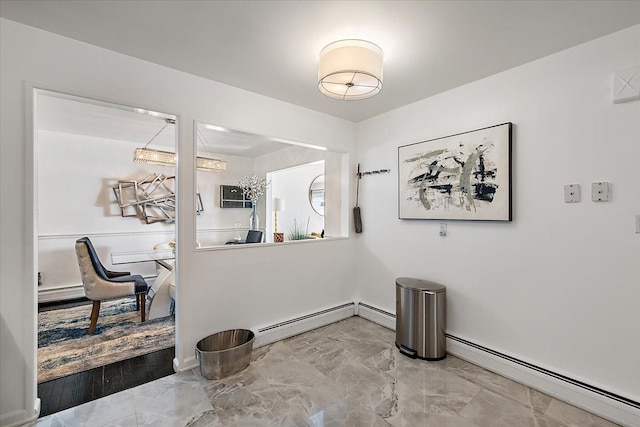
[0,18,356,426]
[269,161,325,240]
[355,25,640,402]
[37,130,177,291]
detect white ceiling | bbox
[3,1,640,122]
[37,91,293,157]
[37,93,176,147]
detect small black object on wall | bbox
[220,185,252,208]
[354,164,363,233]
[353,164,391,234]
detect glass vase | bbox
[249,202,259,231]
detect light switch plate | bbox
[591,182,610,202]
[564,184,580,203]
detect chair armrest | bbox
[105,269,131,278]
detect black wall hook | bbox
[358,168,391,178]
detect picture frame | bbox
[220,185,252,208]
[398,122,512,221]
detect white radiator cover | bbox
[255,302,355,348]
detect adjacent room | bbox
[1,1,639,427]
[34,92,180,412]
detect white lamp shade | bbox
[318,39,383,100]
[273,197,285,212]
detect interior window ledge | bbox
[194,235,350,251]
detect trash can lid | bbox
[396,277,446,293]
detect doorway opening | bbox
[34,89,178,415]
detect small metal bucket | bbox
[195,329,255,380]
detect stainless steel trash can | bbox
[395,277,446,360]
[196,329,255,380]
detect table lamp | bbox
[273,197,285,242]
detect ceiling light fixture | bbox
[196,155,226,172]
[133,118,176,168]
[133,118,227,172]
[318,39,383,100]
[196,129,227,172]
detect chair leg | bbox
[89,300,100,335]
[139,292,146,322]
[136,293,140,311]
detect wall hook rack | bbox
[358,168,391,178]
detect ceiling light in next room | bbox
[134,118,227,172]
[318,39,383,101]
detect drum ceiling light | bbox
[318,39,383,101]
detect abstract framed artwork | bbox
[398,122,512,221]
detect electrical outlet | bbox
[564,184,580,203]
[591,182,610,202]
[439,223,447,237]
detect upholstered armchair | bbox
[75,237,149,334]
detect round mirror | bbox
[309,175,325,216]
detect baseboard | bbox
[172,299,639,425]
[0,398,40,427]
[255,302,355,348]
[0,410,26,427]
[37,285,85,303]
[357,302,395,330]
[174,302,356,374]
[354,301,639,427]
[174,356,197,373]
[446,336,640,427]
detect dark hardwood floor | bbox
[38,299,175,417]
[38,347,175,417]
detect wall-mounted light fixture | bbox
[318,39,383,100]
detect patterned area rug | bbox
[38,296,174,383]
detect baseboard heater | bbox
[255,302,355,348]
[355,301,639,425]
[446,334,640,411]
[177,302,356,373]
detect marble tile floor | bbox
[36,316,619,427]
